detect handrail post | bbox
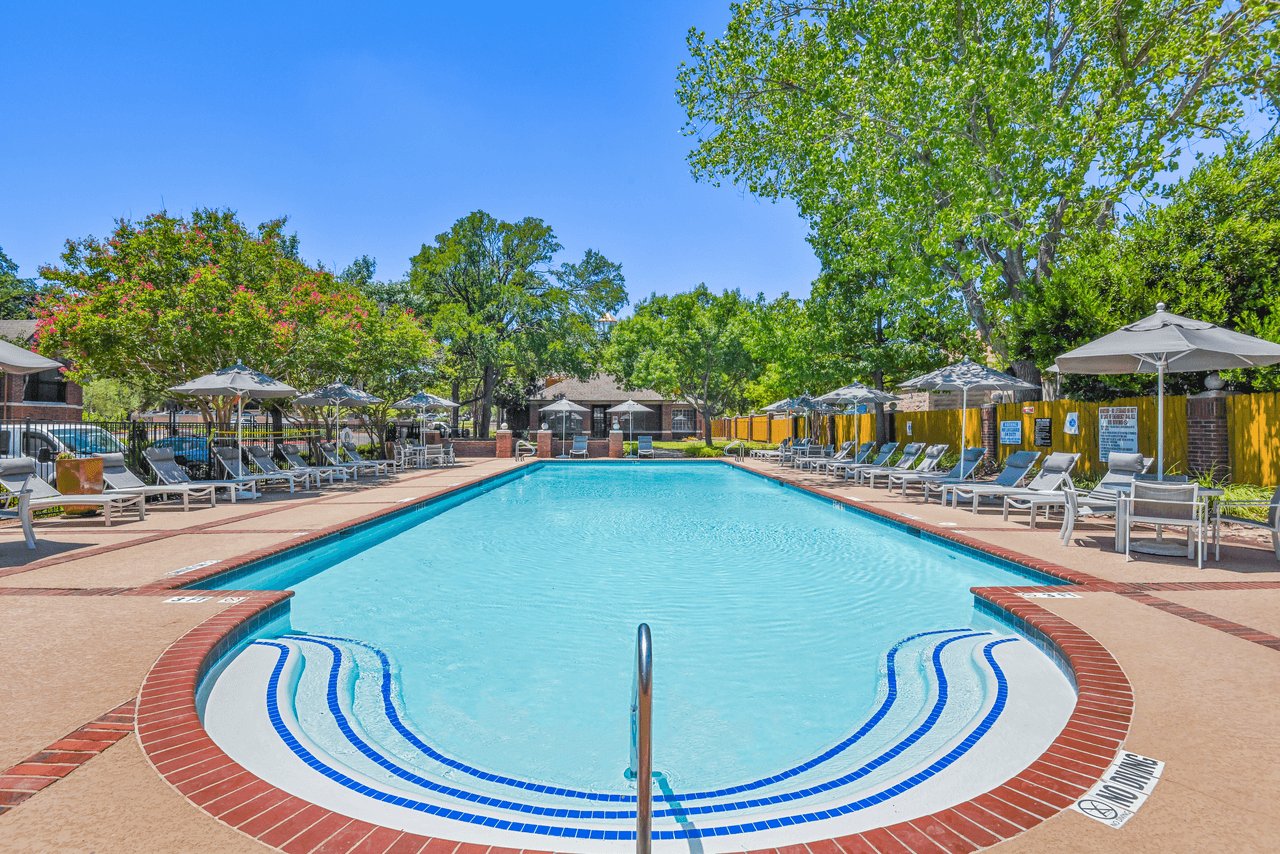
[631,623,652,854]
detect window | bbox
[672,408,696,432]
[23,368,67,403]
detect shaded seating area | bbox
[0,456,146,527]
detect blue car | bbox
[146,436,211,466]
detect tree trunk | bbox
[478,364,497,438]
[872,369,891,446]
[450,380,460,430]
[702,408,714,447]
[1009,359,1042,403]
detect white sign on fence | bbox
[1064,411,1081,435]
[1098,406,1139,459]
[999,421,1023,444]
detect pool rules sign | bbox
[1098,406,1139,460]
[1071,751,1165,828]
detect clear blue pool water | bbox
[211,462,1050,795]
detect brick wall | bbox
[1186,394,1229,480]
[448,439,497,458]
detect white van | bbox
[0,422,129,482]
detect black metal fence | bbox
[0,418,388,484]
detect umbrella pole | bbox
[237,395,244,455]
[1156,360,1166,481]
[961,389,968,459]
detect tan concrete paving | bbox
[1158,589,1280,638]
[0,596,235,770]
[0,735,274,853]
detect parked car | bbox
[0,423,130,482]
[146,436,211,466]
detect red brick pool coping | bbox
[114,459,1141,854]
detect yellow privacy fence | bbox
[1228,392,1280,486]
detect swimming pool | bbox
[199,462,1076,849]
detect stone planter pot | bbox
[55,456,104,517]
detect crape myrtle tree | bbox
[678,0,1280,394]
[1025,138,1280,397]
[408,210,626,438]
[606,285,760,447]
[37,209,434,422]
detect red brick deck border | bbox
[0,698,136,815]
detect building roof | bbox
[528,374,668,403]
[0,320,38,343]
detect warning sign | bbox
[1098,406,1139,460]
[1071,751,1164,829]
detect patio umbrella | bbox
[899,357,1039,459]
[1054,302,1280,479]
[607,399,654,455]
[541,398,588,457]
[168,361,298,452]
[817,382,901,454]
[392,391,461,437]
[295,380,383,450]
[0,340,62,420]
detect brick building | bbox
[528,375,703,440]
[0,320,84,421]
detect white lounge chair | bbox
[636,436,654,459]
[96,452,215,510]
[891,447,985,497]
[143,447,247,502]
[341,442,393,475]
[0,456,145,526]
[830,442,898,481]
[213,446,305,493]
[569,435,589,459]
[281,444,350,484]
[813,441,873,475]
[941,450,1042,510]
[999,453,1085,528]
[856,443,930,488]
[0,486,35,548]
[245,444,324,489]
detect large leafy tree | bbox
[38,209,433,421]
[606,285,760,446]
[408,211,626,437]
[1027,138,1280,396]
[678,0,1279,389]
[0,244,40,319]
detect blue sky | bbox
[0,2,820,307]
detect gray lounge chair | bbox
[0,456,145,526]
[213,445,304,493]
[1044,452,1152,533]
[636,436,654,459]
[245,444,324,489]
[999,453,1085,527]
[341,442,393,475]
[857,443,932,488]
[0,486,35,548]
[892,447,986,497]
[569,435,589,459]
[281,444,350,483]
[752,438,789,460]
[95,452,215,510]
[813,441,872,475]
[143,447,248,502]
[941,450,1042,510]
[1121,481,1205,568]
[831,442,898,481]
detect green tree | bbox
[606,285,760,446]
[0,245,40,318]
[408,210,626,437]
[1030,138,1280,396]
[38,209,432,420]
[82,378,152,421]
[678,0,1279,388]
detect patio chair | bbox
[341,442,393,475]
[143,447,248,502]
[941,450,1042,510]
[212,446,304,493]
[569,435,589,459]
[281,444,350,484]
[777,438,810,465]
[1214,485,1280,563]
[858,443,938,488]
[0,487,35,548]
[830,442,898,482]
[1058,482,1127,551]
[1045,452,1151,530]
[891,447,985,497]
[515,439,537,461]
[752,438,789,459]
[999,452,1085,528]
[245,444,322,490]
[795,443,841,471]
[415,443,453,467]
[813,441,873,475]
[636,436,654,459]
[317,441,380,479]
[95,452,215,510]
[1120,481,1205,568]
[0,456,146,526]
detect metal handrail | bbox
[630,623,652,854]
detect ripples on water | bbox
[287,463,1041,792]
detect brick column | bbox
[536,430,552,459]
[609,430,623,458]
[980,404,998,460]
[661,404,674,440]
[1186,393,1230,481]
[495,429,513,458]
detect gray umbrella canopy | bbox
[607,399,655,451]
[900,358,1038,458]
[542,398,589,456]
[1055,303,1280,477]
[0,340,62,375]
[818,383,901,450]
[168,361,298,399]
[295,380,382,408]
[393,391,460,410]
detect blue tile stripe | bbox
[251,634,1016,839]
[298,627,973,805]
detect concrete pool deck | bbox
[0,456,1277,852]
